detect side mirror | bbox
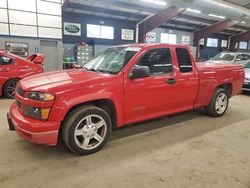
[129,66,150,79]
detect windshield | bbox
[245,61,250,68]
[83,47,141,74]
[212,53,235,61]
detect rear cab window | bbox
[136,48,173,75]
[175,48,193,73]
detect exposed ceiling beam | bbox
[177,14,248,31]
[194,19,239,40]
[229,30,250,51]
[138,6,185,42]
[65,2,147,20]
[101,0,159,14]
[193,19,239,59]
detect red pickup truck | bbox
[8,44,244,155]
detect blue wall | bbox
[62,12,136,45]
[199,34,230,61]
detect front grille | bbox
[16,87,24,97]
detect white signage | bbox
[200,38,205,45]
[121,29,134,41]
[221,40,228,48]
[182,35,190,45]
[146,32,156,43]
[64,22,81,36]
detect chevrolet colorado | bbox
[8,44,244,155]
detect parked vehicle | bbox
[211,52,250,65]
[243,61,250,91]
[0,50,44,98]
[7,44,244,155]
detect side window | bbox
[176,48,193,73]
[243,54,250,60]
[235,54,243,61]
[136,48,172,75]
[0,55,13,65]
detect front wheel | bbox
[3,79,19,99]
[62,105,112,155]
[205,88,229,117]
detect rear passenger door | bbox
[173,47,199,109]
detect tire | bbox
[205,88,229,117]
[3,79,19,99]
[62,105,112,155]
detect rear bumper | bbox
[242,82,250,91]
[8,103,60,146]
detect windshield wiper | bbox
[84,68,103,73]
[83,67,115,74]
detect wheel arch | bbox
[216,83,233,97]
[2,78,21,97]
[61,98,118,130]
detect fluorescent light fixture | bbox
[143,0,167,6]
[208,14,225,19]
[186,8,201,14]
[241,21,246,24]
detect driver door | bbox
[123,47,179,124]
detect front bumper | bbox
[8,102,60,146]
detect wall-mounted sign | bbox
[64,22,81,36]
[146,32,156,43]
[200,38,205,45]
[221,40,228,48]
[182,35,190,45]
[5,42,28,57]
[121,29,134,41]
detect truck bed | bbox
[194,62,244,109]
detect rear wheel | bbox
[205,88,229,117]
[3,79,19,99]
[62,105,112,155]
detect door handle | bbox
[166,78,176,85]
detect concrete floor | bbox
[0,94,250,188]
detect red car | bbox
[8,44,244,155]
[0,50,44,98]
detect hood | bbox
[19,69,113,94]
[245,68,250,79]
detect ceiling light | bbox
[186,8,201,14]
[208,14,225,19]
[143,0,167,6]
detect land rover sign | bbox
[64,22,81,36]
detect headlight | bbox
[27,92,55,101]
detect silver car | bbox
[243,61,250,91]
[211,52,250,65]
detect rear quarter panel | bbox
[195,63,244,108]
